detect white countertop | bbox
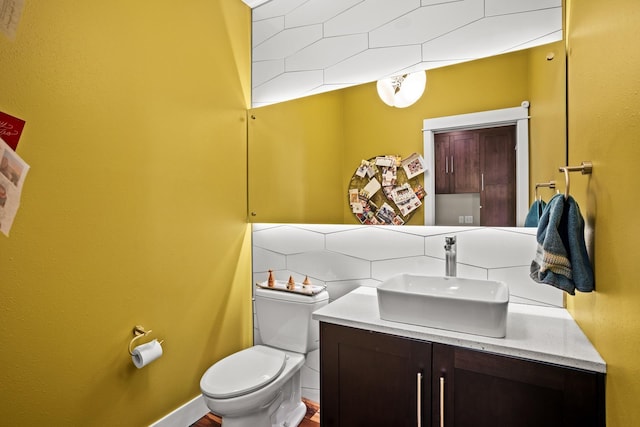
[313,286,606,373]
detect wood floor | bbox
[190,398,320,427]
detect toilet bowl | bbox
[200,345,306,427]
[200,286,328,427]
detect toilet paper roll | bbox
[131,339,163,369]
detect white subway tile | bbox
[327,226,425,260]
[253,225,325,254]
[288,251,370,281]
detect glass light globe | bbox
[376,71,427,108]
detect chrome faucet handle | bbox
[444,236,457,277]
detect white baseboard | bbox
[149,394,210,427]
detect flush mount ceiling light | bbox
[376,70,427,108]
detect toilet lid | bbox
[200,345,287,399]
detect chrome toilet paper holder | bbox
[128,325,164,355]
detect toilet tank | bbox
[255,287,329,354]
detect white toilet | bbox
[200,286,329,427]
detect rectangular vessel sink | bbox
[377,274,509,338]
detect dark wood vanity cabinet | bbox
[433,343,605,427]
[320,323,605,427]
[320,322,432,427]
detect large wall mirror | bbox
[247,41,567,225]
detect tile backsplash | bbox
[251,223,562,402]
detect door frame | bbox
[423,104,529,226]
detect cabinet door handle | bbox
[445,157,449,174]
[440,376,445,427]
[481,173,484,191]
[450,156,454,174]
[417,372,423,427]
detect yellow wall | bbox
[247,92,345,223]
[528,42,568,202]
[0,1,253,425]
[567,0,640,425]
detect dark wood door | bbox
[320,323,432,427]
[435,134,451,194]
[479,126,516,226]
[450,131,480,193]
[435,131,480,194]
[432,343,605,427]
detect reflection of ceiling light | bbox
[376,71,427,108]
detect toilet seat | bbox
[200,345,287,399]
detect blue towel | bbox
[530,193,594,295]
[524,199,547,227]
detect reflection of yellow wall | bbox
[567,1,640,425]
[248,92,345,223]
[0,1,252,425]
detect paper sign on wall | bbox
[0,110,25,150]
[0,0,25,40]
[0,136,29,236]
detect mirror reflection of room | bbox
[248,42,566,225]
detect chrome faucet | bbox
[444,236,457,277]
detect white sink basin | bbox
[377,274,509,338]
